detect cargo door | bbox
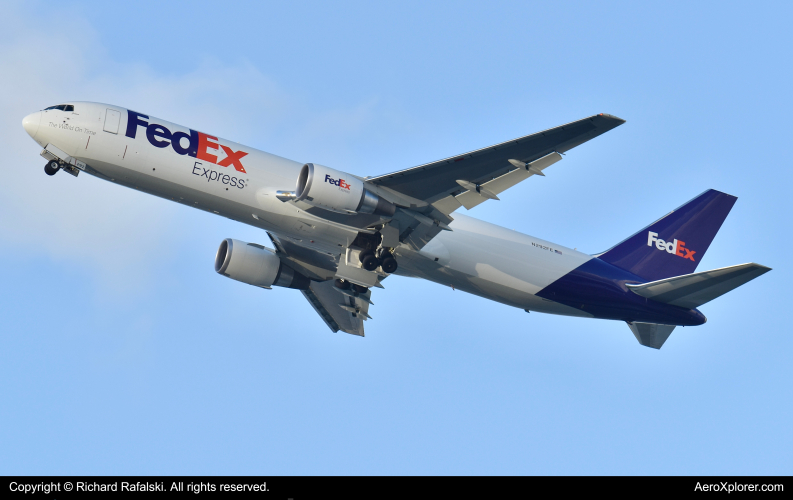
[103,108,120,134]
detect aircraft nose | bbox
[22,111,41,140]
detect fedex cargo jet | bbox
[21,102,770,348]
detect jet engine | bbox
[214,238,310,290]
[295,163,396,216]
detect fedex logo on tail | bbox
[126,111,248,173]
[325,174,350,190]
[647,232,696,261]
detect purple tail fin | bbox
[598,189,737,282]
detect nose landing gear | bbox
[44,160,60,176]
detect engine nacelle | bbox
[295,163,396,216]
[214,239,310,290]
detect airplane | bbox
[21,102,770,349]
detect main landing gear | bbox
[334,279,369,294]
[350,230,399,275]
[359,248,398,274]
[44,160,60,176]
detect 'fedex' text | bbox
[325,174,350,190]
[126,111,248,173]
[647,231,696,261]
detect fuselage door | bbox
[103,108,120,134]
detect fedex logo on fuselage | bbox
[125,110,248,173]
[647,231,696,261]
[325,174,350,190]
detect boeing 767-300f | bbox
[22,102,770,348]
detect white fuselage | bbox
[23,102,595,318]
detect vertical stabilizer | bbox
[599,190,736,282]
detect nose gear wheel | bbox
[44,160,60,176]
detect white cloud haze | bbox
[0,3,383,295]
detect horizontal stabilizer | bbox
[627,322,676,349]
[627,263,771,309]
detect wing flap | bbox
[268,233,376,336]
[302,279,372,336]
[267,232,338,281]
[626,263,771,309]
[452,152,563,211]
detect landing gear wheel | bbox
[334,279,351,290]
[359,249,379,271]
[361,255,379,271]
[44,160,60,176]
[381,256,398,274]
[352,284,368,294]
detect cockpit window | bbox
[44,104,74,111]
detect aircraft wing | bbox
[368,113,625,215]
[269,114,626,330]
[301,279,373,336]
[266,231,375,336]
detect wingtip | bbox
[752,263,773,273]
[598,113,626,124]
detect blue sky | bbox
[1,0,791,474]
